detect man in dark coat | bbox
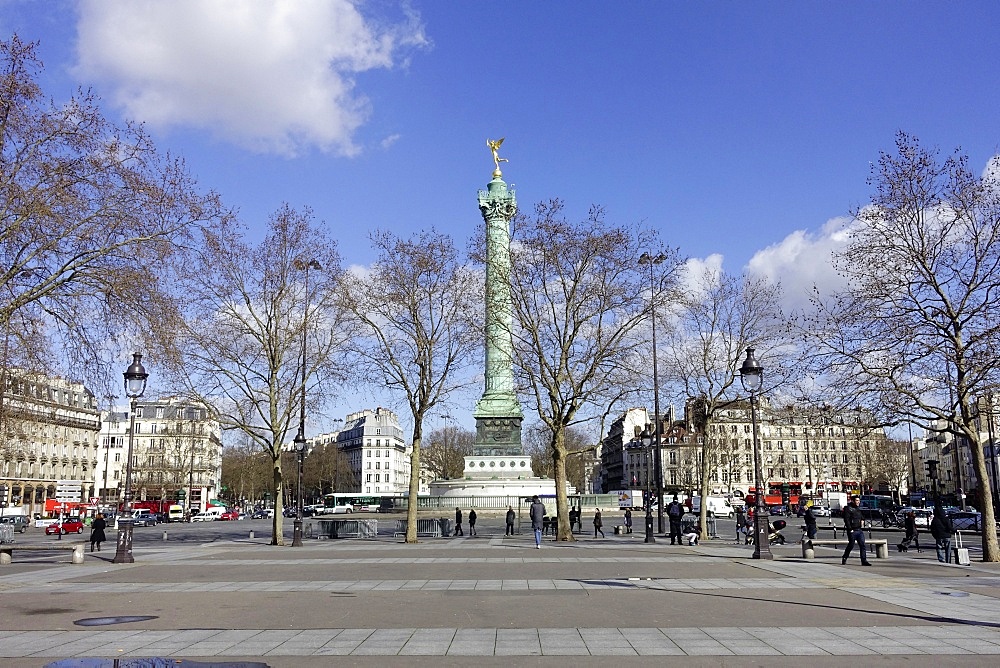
[930,502,954,563]
[505,505,516,536]
[454,507,463,536]
[468,509,477,536]
[804,505,818,539]
[89,513,107,552]
[529,496,545,548]
[841,495,871,566]
[667,496,684,545]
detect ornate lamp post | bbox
[291,258,321,547]
[639,424,656,543]
[639,252,667,533]
[739,347,772,560]
[113,352,148,564]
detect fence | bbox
[314,519,378,539]
[394,494,619,512]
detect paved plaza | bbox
[2,523,1000,667]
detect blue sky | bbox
[3,1,999,434]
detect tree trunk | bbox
[552,429,575,542]
[405,422,423,544]
[270,458,284,546]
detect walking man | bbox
[930,501,954,563]
[667,496,684,545]
[454,507,464,537]
[529,496,545,548]
[468,508,477,536]
[569,506,579,534]
[505,505,516,536]
[804,504,818,540]
[841,495,871,566]
[593,508,605,538]
[735,505,746,542]
[624,508,633,534]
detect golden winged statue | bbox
[487,137,508,172]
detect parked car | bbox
[896,507,933,528]
[219,511,239,521]
[45,517,84,535]
[250,509,273,519]
[0,515,30,532]
[191,511,217,522]
[809,505,832,517]
[947,511,1000,532]
[131,509,158,527]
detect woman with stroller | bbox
[899,510,921,552]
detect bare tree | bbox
[506,201,680,541]
[303,442,357,498]
[342,230,479,543]
[421,425,474,481]
[523,422,592,492]
[802,132,1000,561]
[661,267,787,540]
[167,205,344,545]
[0,36,227,391]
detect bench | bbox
[801,538,889,560]
[0,542,86,565]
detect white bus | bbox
[322,493,386,513]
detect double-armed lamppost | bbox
[739,347,772,560]
[113,352,148,564]
[292,258,321,548]
[639,251,667,533]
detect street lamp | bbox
[639,251,667,533]
[639,424,656,543]
[113,352,148,564]
[739,347,772,560]
[291,258,321,547]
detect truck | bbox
[691,496,735,518]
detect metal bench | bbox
[0,542,86,565]
[801,538,889,560]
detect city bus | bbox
[322,493,387,513]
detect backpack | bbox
[668,502,682,518]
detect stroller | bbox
[768,519,787,545]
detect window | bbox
[136,407,144,418]
[156,407,164,419]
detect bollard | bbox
[162,531,168,541]
[249,530,254,539]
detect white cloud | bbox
[676,253,724,298]
[745,216,853,312]
[74,0,428,157]
[380,133,402,150]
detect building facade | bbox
[598,398,897,501]
[0,371,101,516]
[328,408,411,496]
[95,397,222,515]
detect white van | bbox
[167,505,184,522]
[691,496,734,518]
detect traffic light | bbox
[925,459,939,480]
[0,483,7,509]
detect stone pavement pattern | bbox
[2,531,1000,665]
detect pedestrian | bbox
[574,506,583,533]
[624,508,633,534]
[683,522,701,546]
[468,509,477,536]
[734,506,745,542]
[529,495,545,548]
[804,504,818,540]
[569,506,579,533]
[593,508,605,538]
[89,513,107,552]
[454,507,464,536]
[930,501,954,563]
[505,505,516,536]
[901,510,922,552]
[841,495,872,566]
[667,496,684,545]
